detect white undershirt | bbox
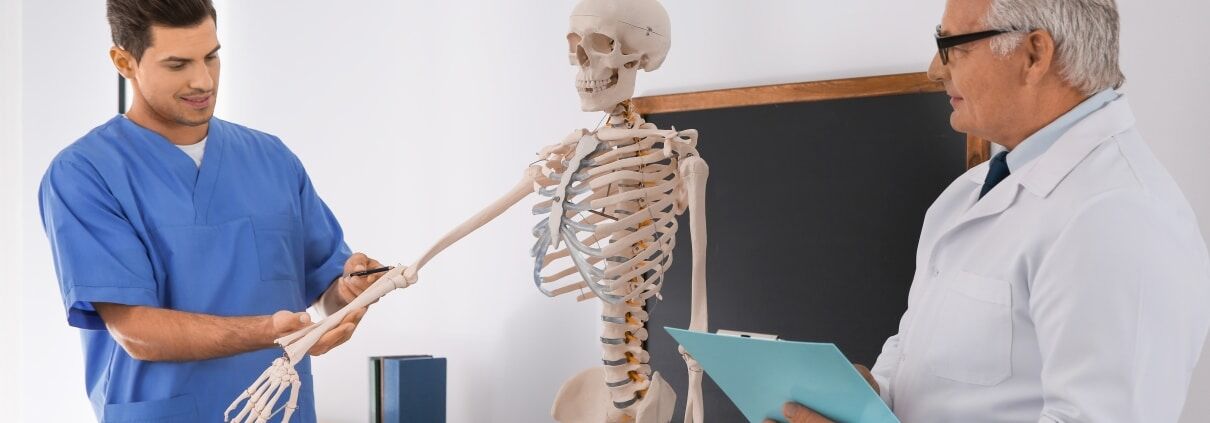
[120,114,206,168]
[177,138,206,168]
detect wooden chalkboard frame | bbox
[632,72,993,169]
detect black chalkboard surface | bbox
[635,74,974,421]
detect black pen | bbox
[348,266,394,277]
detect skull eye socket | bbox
[567,33,588,66]
[566,33,582,54]
[586,33,615,54]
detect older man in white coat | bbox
[772,0,1210,422]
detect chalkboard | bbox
[633,73,982,421]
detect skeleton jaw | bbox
[577,66,636,112]
[577,71,619,94]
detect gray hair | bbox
[985,0,1125,94]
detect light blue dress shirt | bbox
[1005,89,1121,172]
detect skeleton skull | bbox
[568,0,671,112]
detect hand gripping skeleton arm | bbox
[223,160,546,423]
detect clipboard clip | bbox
[716,329,779,340]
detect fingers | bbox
[782,402,832,423]
[308,307,367,356]
[339,253,384,303]
[343,252,369,275]
[309,323,354,356]
[363,258,386,284]
[854,364,880,394]
[343,306,368,325]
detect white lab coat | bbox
[870,95,1210,422]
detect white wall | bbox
[1117,1,1210,420]
[16,0,1210,422]
[19,0,116,421]
[2,0,24,421]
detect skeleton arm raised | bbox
[223,133,579,423]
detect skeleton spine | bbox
[599,101,658,419]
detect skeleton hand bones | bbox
[223,265,415,423]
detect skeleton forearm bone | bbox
[407,165,548,278]
[227,164,549,422]
[278,164,546,364]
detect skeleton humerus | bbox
[226,1,708,421]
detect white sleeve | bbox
[872,270,928,408]
[1030,190,1209,422]
[870,333,902,407]
[310,280,345,318]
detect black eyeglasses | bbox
[935,25,1012,65]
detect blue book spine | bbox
[383,356,447,423]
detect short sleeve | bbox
[39,157,160,330]
[290,153,352,305]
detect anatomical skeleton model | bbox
[224,1,708,422]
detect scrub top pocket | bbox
[251,215,303,283]
[102,393,198,422]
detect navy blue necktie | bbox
[979,151,1011,199]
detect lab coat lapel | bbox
[192,119,226,224]
[928,170,1023,256]
[923,95,1136,268]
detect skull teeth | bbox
[578,75,620,93]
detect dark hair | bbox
[107,0,217,62]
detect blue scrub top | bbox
[39,115,352,422]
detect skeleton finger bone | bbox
[244,371,283,423]
[225,360,275,421]
[255,376,291,423]
[278,374,302,423]
[226,358,298,423]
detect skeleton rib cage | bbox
[531,107,700,417]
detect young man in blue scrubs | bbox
[39,1,385,421]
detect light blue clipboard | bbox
[666,327,899,423]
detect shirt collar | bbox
[1005,88,1120,172]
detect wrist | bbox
[258,314,281,348]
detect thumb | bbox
[272,310,312,335]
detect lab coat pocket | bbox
[925,271,1012,386]
[102,393,198,422]
[251,215,303,283]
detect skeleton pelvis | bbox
[552,368,676,423]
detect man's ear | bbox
[1022,29,1057,85]
[109,47,136,80]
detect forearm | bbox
[95,302,277,362]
